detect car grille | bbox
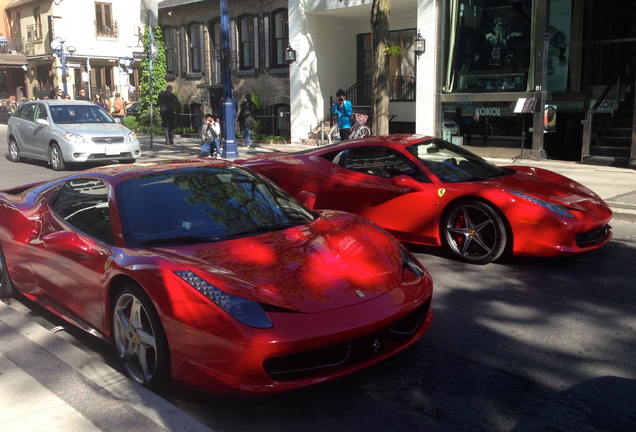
[263,300,431,381]
[92,136,125,144]
[575,224,611,246]
[87,152,133,160]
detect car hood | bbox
[494,166,605,211]
[55,123,133,136]
[153,213,406,313]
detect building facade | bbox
[5,0,146,102]
[157,1,634,167]
[157,0,291,138]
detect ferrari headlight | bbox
[174,270,273,329]
[63,133,88,144]
[507,190,574,218]
[400,246,425,278]
[127,132,138,142]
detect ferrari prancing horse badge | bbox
[438,188,446,198]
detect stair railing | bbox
[582,50,634,159]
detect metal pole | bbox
[61,42,67,95]
[86,58,92,100]
[148,11,154,149]
[220,0,238,158]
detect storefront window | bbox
[443,0,532,93]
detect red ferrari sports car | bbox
[240,134,613,264]
[0,159,433,396]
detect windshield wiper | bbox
[221,221,306,240]
[140,236,221,246]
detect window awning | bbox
[0,53,28,68]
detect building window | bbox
[359,29,417,103]
[95,2,118,37]
[238,15,255,70]
[271,9,288,69]
[188,22,204,74]
[164,26,177,75]
[32,7,42,41]
[209,20,222,84]
[442,0,532,93]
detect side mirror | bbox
[42,231,98,256]
[35,118,49,126]
[298,191,316,210]
[391,175,422,192]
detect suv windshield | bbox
[50,105,114,124]
[117,166,316,247]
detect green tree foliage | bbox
[138,26,167,126]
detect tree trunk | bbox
[371,0,391,136]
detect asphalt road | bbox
[1,130,635,431]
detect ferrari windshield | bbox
[407,139,510,182]
[117,166,316,247]
[50,105,115,124]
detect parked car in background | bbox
[7,100,140,170]
[0,159,434,396]
[240,134,613,264]
[125,101,140,119]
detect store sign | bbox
[463,106,514,117]
[590,99,617,114]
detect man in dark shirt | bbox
[157,85,179,145]
[76,88,90,100]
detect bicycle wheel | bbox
[354,125,371,139]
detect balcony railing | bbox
[0,36,25,54]
[95,20,119,38]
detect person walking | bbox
[158,85,179,145]
[199,114,222,158]
[111,92,126,121]
[93,93,108,111]
[237,93,256,148]
[332,89,353,140]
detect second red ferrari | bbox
[241,134,612,264]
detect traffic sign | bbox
[133,52,147,61]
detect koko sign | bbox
[463,106,515,117]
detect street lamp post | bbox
[50,37,76,96]
[220,0,238,158]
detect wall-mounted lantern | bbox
[414,31,425,59]
[285,44,296,64]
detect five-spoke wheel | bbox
[442,199,507,264]
[8,138,24,163]
[0,245,14,298]
[49,143,66,171]
[113,286,169,387]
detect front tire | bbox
[8,138,24,163]
[442,199,507,264]
[0,245,15,298]
[49,143,66,171]
[113,285,170,388]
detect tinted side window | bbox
[34,104,48,120]
[19,104,35,121]
[52,179,113,244]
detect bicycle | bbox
[328,113,372,144]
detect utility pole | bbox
[220,0,238,158]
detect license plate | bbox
[105,146,120,155]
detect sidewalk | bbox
[138,134,636,222]
[0,299,213,432]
